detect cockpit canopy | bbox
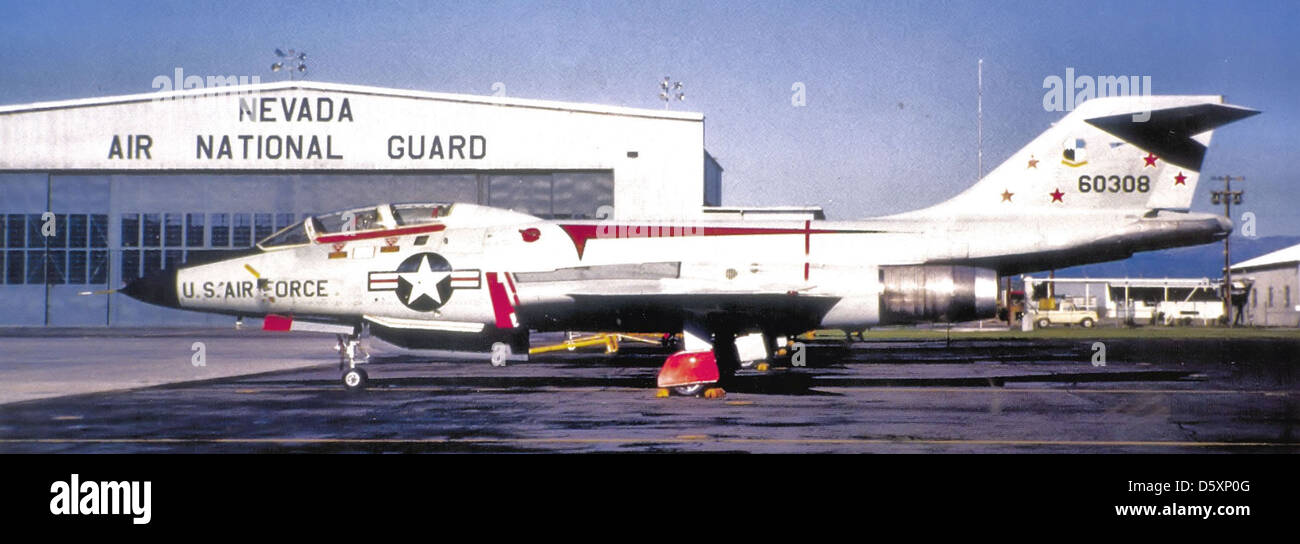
[258,202,454,249]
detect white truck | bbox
[1033,300,1099,328]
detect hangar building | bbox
[0,81,722,326]
[1231,243,1300,327]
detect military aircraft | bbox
[119,95,1256,395]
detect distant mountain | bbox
[1052,235,1300,279]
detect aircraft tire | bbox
[343,368,368,390]
[672,383,708,396]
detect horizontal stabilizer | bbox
[1085,103,1259,171]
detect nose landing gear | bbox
[336,331,370,390]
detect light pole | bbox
[1211,175,1245,326]
[659,76,684,109]
[272,48,308,80]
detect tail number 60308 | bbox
[1078,175,1149,193]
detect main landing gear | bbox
[337,330,370,391]
[655,326,741,399]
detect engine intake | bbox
[879,265,998,324]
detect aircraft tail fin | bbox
[911,95,1258,216]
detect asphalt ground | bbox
[0,329,1297,453]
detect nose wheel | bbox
[342,367,369,390]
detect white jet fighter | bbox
[120,95,1256,394]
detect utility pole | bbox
[1211,175,1245,327]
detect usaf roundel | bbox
[1061,137,1087,167]
[367,253,481,312]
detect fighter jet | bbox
[120,95,1256,394]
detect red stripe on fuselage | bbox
[504,272,521,305]
[485,272,516,329]
[315,223,446,244]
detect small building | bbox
[1231,243,1300,327]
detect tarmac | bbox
[0,328,1297,453]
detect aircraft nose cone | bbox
[120,268,180,309]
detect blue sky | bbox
[2,0,1295,234]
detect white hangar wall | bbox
[0,82,717,326]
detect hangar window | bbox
[143,249,162,274]
[45,214,67,248]
[142,214,162,247]
[233,213,252,247]
[121,250,140,282]
[487,175,552,217]
[6,251,22,284]
[1268,287,1274,308]
[0,215,107,286]
[551,173,614,219]
[90,215,108,248]
[165,249,183,270]
[89,250,108,284]
[43,251,65,284]
[68,251,87,284]
[121,214,140,248]
[164,213,183,246]
[254,213,274,241]
[27,215,45,248]
[275,213,295,232]
[1287,286,1292,308]
[6,216,19,247]
[210,214,230,247]
[7,215,25,248]
[186,214,204,247]
[25,250,44,284]
[68,215,88,248]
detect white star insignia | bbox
[399,254,450,305]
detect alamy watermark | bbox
[1240,212,1257,238]
[151,67,261,102]
[1043,68,1152,122]
[49,474,151,525]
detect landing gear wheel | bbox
[672,383,707,396]
[342,367,368,390]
